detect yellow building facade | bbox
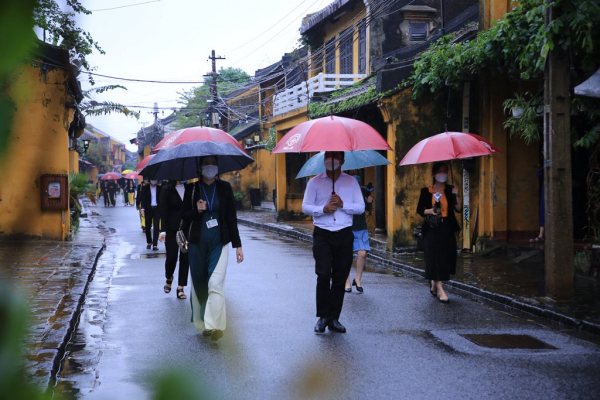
[0,43,82,240]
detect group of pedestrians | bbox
[102,153,462,341]
[97,179,138,207]
[303,153,461,334]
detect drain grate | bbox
[461,334,557,350]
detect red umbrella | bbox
[272,115,391,153]
[153,126,247,153]
[124,171,142,180]
[399,131,501,166]
[100,172,122,180]
[135,154,155,171]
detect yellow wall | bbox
[224,147,276,209]
[69,150,79,174]
[0,65,75,240]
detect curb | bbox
[238,217,600,337]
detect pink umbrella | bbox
[272,115,391,153]
[153,126,247,153]
[100,172,122,180]
[135,154,155,171]
[124,172,142,180]
[399,131,501,166]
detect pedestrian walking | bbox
[136,181,146,232]
[345,170,373,293]
[138,180,162,250]
[125,180,136,206]
[107,181,117,207]
[302,151,365,334]
[181,156,244,341]
[96,181,101,200]
[102,181,110,207]
[416,162,462,303]
[159,181,190,300]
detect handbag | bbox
[176,220,188,253]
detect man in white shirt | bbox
[139,180,162,250]
[302,151,365,333]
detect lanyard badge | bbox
[201,183,219,229]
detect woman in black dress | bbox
[416,162,462,303]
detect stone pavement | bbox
[237,210,600,337]
[0,201,106,392]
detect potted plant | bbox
[234,192,243,210]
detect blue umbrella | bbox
[296,150,390,179]
[140,141,254,181]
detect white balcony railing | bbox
[272,73,366,117]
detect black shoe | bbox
[153,245,158,251]
[146,244,151,249]
[439,297,450,304]
[352,279,363,293]
[344,287,352,293]
[314,317,328,333]
[327,319,346,333]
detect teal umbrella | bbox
[296,150,390,179]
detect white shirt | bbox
[150,185,158,207]
[302,172,365,231]
[175,184,185,200]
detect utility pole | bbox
[208,50,226,128]
[543,4,574,299]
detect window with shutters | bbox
[409,22,428,41]
[339,28,353,75]
[325,38,336,74]
[358,25,366,74]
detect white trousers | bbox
[191,245,229,331]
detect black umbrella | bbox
[140,141,254,181]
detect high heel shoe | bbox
[429,281,437,297]
[164,276,173,293]
[352,279,363,293]
[344,286,352,293]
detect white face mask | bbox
[324,158,341,171]
[202,165,218,180]
[435,173,448,183]
[150,180,158,185]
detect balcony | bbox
[272,73,366,117]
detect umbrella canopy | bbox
[100,172,122,180]
[399,131,501,166]
[153,126,247,153]
[296,150,390,179]
[121,169,134,174]
[124,171,142,180]
[272,115,391,153]
[96,173,105,178]
[140,141,254,181]
[135,154,156,171]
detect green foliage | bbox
[308,79,378,118]
[409,0,600,97]
[174,67,251,129]
[81,142,108,172]
[69,172,92,197]
[33,0,105,84]
[0,1,37,157]
[81,85,140,119]
[263,125,276,153]
[0,288,51,399]
[233,192,244,201]
[502,93,543,144]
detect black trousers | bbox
[165,230,189,286]
[144,206,160,246]
[312,226,353,320]
[103,191,110,207]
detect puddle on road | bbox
[461,334,558,350]
[130,253,166,259]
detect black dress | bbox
[416,185,460,281]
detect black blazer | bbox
[138,184,162,211]
[159,182,187,232]
[416,184,461,236]
[181,179,242,248]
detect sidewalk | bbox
[0,200,106,391]
[237,210,600,336]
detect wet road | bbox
[54,203,600,399]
